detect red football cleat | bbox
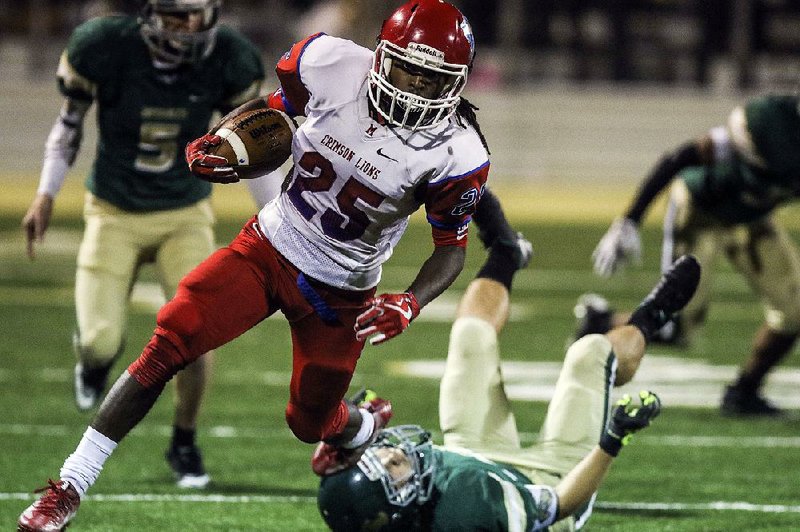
[18,479,80,532]
[312,391,393,476]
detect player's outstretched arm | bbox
[592,137,710,278]
[554,391,661,519]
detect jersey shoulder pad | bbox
[214,25,266,96]
[66,15,136,84]
[428,128,489,186]
[299,35,373,109]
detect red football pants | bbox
[128,217,375,442]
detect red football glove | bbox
[355,292,420,346]
[185,133,239,183]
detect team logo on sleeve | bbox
[450,187,480,216]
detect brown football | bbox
[209,108,296,179]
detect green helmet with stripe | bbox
[317,425,437,531]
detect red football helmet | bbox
[368,0,475,130]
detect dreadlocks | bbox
[455,97,490,154]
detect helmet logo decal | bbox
[407,42,444,65]
[460,17,475,60]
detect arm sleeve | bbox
[424,162,489,247]
[39,92,92,198]
[624,141,705,223]
[38,114,82,198]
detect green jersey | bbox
[430,447,559,531]
[59,16,264,211]
[682,95,800,224]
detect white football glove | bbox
[592,217,641,277]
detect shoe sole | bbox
[175,473,211,489]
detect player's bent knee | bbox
[286,405,330,443]
[285,364,353,443]
[127,330,191,389]
[448,317,498,364]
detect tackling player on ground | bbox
[317,249,701,530]
[17,1,528,530]
[586,94,800,417]
[20,0,270,489]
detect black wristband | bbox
[599,431,622,457]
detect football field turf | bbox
[2,183,800,530]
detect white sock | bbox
[60,427,117,497]
[341,408,376,449]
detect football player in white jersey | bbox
[18,2,522,529]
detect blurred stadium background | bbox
[3,1,800,530]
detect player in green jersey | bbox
[20,0,266,488]
[317,246,700,531]
[588,94,800,417]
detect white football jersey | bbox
[258,34,489,290]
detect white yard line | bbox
[1,492,799,514]
[2,423,800,448]
[6,354,800,409]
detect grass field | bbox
[2,183,800,530]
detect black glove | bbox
[599,390,661,457]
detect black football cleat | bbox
[166,444,211,489]
[720,385,783,417]
[74,361,113,412]
[628,255,701,340]
[574,293,613,339]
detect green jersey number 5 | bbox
[134,121,182,173]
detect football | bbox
[210,108,296,179]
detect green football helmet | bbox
[140,0,220,67]
[318,425,438,531]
